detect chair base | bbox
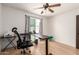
[21,49,31,55]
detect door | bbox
[76,15,79,49]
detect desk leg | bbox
[46,38,48,55]
[2,38,16,51]
[7,38,16,49]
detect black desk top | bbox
[0,35,16,39]
[33,34,48,39]
[19,33,48,38]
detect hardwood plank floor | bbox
[0,41,79,55]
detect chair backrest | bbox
[12,27,22,42]
[12,27,31,42]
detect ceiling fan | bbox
[36,3,61,14]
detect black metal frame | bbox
[1,36,16,51]
[46,38,48,55]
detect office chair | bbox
[12,27,33,54]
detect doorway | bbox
[76,15,79,49]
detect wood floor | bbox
[0,41,79,55]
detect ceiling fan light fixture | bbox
[41,11,43,14]
[36,3,61,14]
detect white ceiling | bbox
[2,3,79,17]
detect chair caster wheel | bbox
[21,50,26,54]
[23,50,26,54]
[21,51,23,54]
[29,50,31,53]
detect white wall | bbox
[48,9,79,47]
[2,5,26,34]
[0,4,2,52]
[42,17,49,35]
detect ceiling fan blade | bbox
[41,11,44,14]
[48,8,54,13]
[35,7,44,9]
[49,3,61,7]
